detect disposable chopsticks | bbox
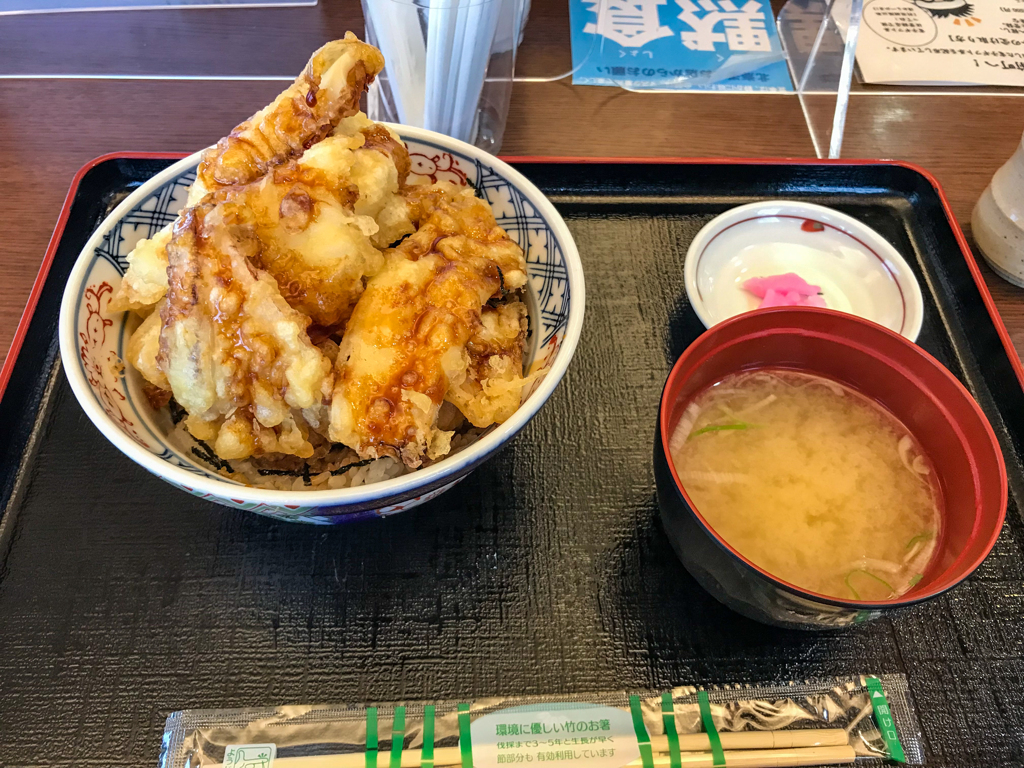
[209,729,855,768]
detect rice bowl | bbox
[59,128,583,523]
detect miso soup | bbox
[669,369,941,601]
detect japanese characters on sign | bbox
[569,0,794,90]
[677,0,773,51]
[851,0,1024,84]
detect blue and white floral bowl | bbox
[58,126,585,524]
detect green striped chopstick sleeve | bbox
[457,703,474,768]
[696,692,724,767]
[660,692,682,768]
[366,707,379,768]
[628,695,655,768]
[389,706,406,768]
[421,705,436,768]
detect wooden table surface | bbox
[1,0,1023,372]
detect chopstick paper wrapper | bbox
[160,675,923,768]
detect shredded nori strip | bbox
[253,458,376,479]
[180,419,372,481]
[168,399,187,426]
[170,392,358,480]
[190,440,234,473]
[168,397,231,472]
[387,232,412,249]
[331,458,375,475]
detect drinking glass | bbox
[361,0,522,152]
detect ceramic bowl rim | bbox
[58,124,586,506]
[683,200,925,342]
[657,305,1007,609]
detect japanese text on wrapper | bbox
[493,720,617,766]
[496,720,613,736]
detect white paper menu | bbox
[841,0,1024,85]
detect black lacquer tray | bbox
[2,155,1023,768]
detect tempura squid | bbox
[158,202,332,460]
[109,34,385,314]
[329,182,529,467]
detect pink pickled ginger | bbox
[743,273,826,309]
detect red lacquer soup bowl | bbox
[653,307,1007,629]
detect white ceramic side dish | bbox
[684,200,924,341]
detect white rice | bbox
[167,417,484,491]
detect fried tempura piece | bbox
[197,33,384,191]
[109,35,385,315]
[446,300,529,427]
[213,115,413,327]
[112,116,412,326]
[110,227,175,314]
[343,117,414,245]
[329,183,527,467]
[126,301,169,391]
[107,179,215,315]
[158,202,332,460]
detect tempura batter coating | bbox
[110,227,175,314]
[446,300,529,427]
[113,117,411,326]
[109,35,385,315]
[197,33,384,191]
[329,183,528,467]
[159,203,332,460]
[214,116,413,327]
[126,301,169,391]
[107,178,212,314]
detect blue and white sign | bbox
[569,0,794,91]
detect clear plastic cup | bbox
[361,0,522,152]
